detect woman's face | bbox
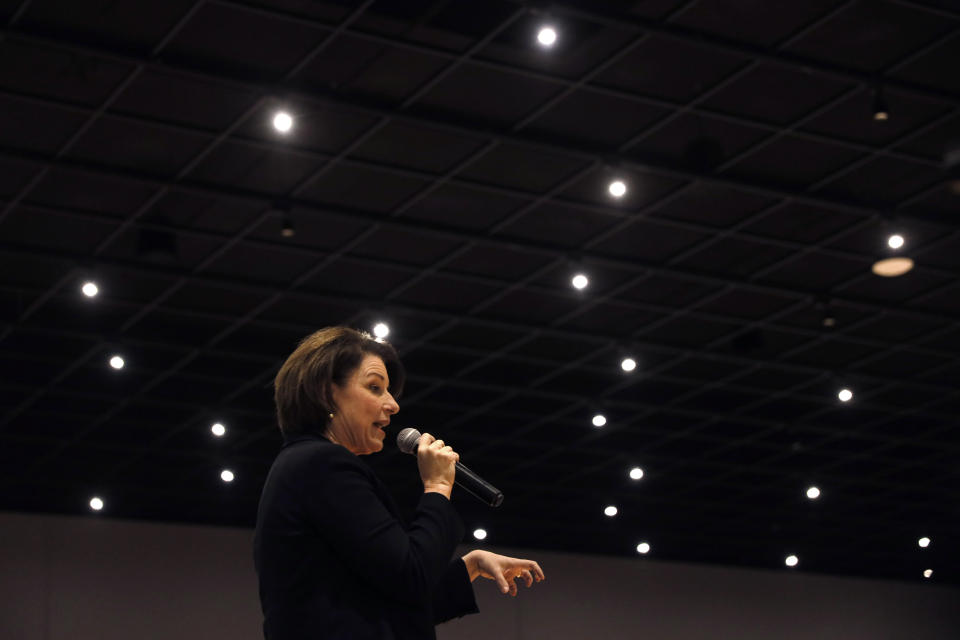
[327,354,400,455]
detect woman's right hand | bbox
[417,432,459,498]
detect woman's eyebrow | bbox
[365,372,386,381]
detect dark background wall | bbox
[2,512,957,640]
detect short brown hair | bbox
[274,326,405,439]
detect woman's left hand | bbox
[462,549,545,597]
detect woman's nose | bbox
[385,393,399,415]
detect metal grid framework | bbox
[1,0,958,585]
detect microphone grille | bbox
[396,428,422,454]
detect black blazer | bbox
[254,433,478,639]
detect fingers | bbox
[435,444,458,462]
[419,434,459,460]
[521,569,533,587]
[510,560,544,581]
[512,560,543,582]
[510,568,533,588]
[504,561,543,596]
[529,560,545,582]
[472,552,505,591]
[477,554,545,596]
[434,442,457,457]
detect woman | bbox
[254,327,544,639]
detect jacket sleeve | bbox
[294,445,464,607]
[432,558,480,624]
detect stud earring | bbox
[328,412,335,420]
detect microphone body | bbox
[397,428,504,508]
[451,461,504,508]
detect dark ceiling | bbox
[1,0,959,587]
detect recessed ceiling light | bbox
[592,414,607,427]
[887,234,904,250]
[109,355,125,370]
[608,180,627,198]
[537,26,557,47]
[806,486,820,499]
[872,86,889,121]
[785,555,799,567]
[89,497,104,511]
[604,505,618,517]
[281,215,295,238]
[872,84,890,122]
[373,323,390,339]
[221,469,235,483]
[629,467,644,480]
[872,256,914,277]
[272,111,293,133]
[571,273,589,290]
[621,357,637,372]
[473,528,487,540]
[923,569,933,578]
[918,536,931,548]
[636,542,650,554]
[211,423,226,437]
[838,388,853,403]
[81,282,99,297]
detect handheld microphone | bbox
[396,428,504,508]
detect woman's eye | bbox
[369,385,380,392]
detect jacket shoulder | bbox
[278,437,362,469]
[272,440,381,490]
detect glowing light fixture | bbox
[604,505,618,517]
[592,414,607,427]
[571,273,589,290]
[785,555,799,567]
[608,180,627,198]
[221,469,235,483]
[82,282,99,297]
[636,542,650,554]
[109,355,125,370]
[629,467,644,480]
[473,528,487,540]
[806,486,821,499]
[89,497,104,511]
[273,111,293,133]
[918,537,931,548]
[211,423,226,437]
[621,357,637,372]
[838,388,853,403]
[281,215,295,238]
[537,26,557,47]
[887,234,904,250]
[872,86,889,121]
[373,323,390,339]
[872,257,914,277]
